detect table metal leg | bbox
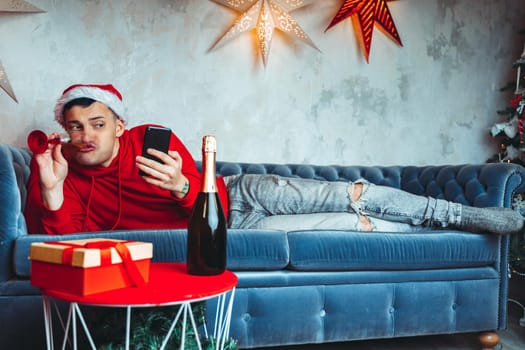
[160,303,204,350]
[60,303,73,350]
[213,288,236,350]
[71,302,78,350]
[73,303,96,350]
[180,303,189,350]
[125,306,131,350]
[160,304,182,349]
[223,288,236,345]
[43,296,54,350]
[187,303,203,350]
[42,298,96,350]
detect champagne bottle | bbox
[187,135,227,275]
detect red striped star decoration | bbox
[326,0,403,62]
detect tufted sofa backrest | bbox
[211,161,525,208]
[2,146,524,242]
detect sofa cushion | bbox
[287,230,501,271]
[226,229,289,271]
[14,229,290,277]
[14,230,188,278]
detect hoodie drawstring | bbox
[110,150,123,230]
[82,151,123,231]
[83,176,95,232]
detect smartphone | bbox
[139,126,172,176]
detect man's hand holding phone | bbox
[136,126,189,198]
[138,126,171,176]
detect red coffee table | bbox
[41,262,238,350]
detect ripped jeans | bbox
[223,174,462,231]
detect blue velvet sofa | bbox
[1,143,524,349]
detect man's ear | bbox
[115,118,125,137]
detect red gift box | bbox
[30,238,153,296]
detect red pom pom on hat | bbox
[54,84,127,127]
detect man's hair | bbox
[63,97,119,119]
[63,97,96,112]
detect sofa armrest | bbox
[0,144,31,282]
[400,163,525,207]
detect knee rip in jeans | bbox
[348,180,374,232]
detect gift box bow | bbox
[45,240,147,288]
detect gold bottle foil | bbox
[201,135,217,193]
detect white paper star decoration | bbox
[210,0,318,66]
[0,0,43,12]
[0,0,45,103]
[0,60,17,102]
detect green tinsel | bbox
[81,302,238,350]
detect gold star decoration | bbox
[326,0,403,62]
[210,0,319,66]
[0,0,45,103]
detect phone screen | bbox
[139,126,171,176]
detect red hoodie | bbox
[24,124,229,234]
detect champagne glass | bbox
[27,130,71,154]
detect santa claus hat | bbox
[54,84,127,126]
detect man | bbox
[25,84,219,234]
[25,83,524,235]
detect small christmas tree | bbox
[488,45,525,165]
[489,38,525,271]
[83,303,238,350]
